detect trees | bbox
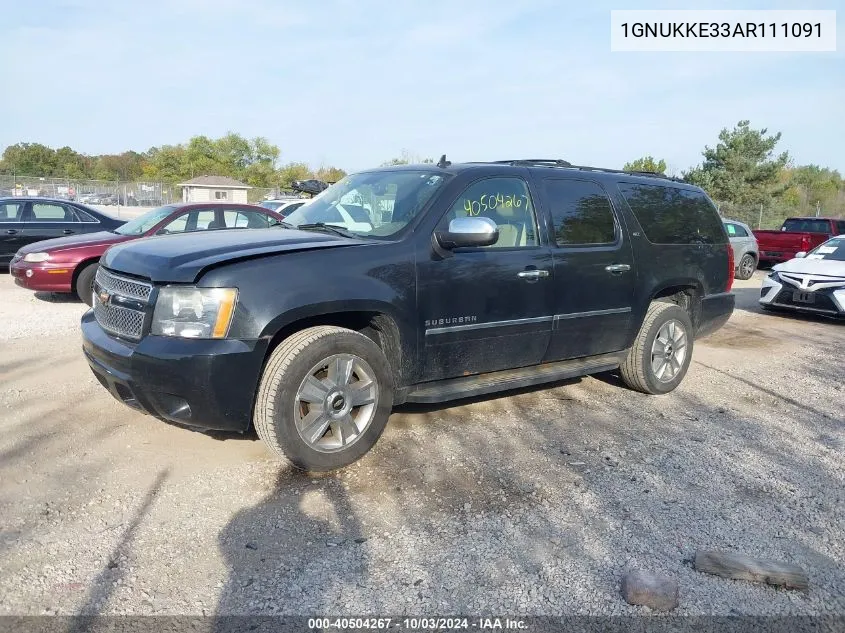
[684,120,789,206]
[623,156,667,174]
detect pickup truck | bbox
[754,217,845,265]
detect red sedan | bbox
[10,202,284,305]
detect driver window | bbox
[439,177,537,248]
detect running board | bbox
[404,351,626,404]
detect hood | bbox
[101,227,371,283]
[774,257,845,278]
[18,231,133,254]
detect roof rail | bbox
[489,159,685,182]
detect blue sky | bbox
[1,0,842,174]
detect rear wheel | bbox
[620,302,694,395]
[74,262,98,306]
[254,326,394,471]
[736,253,756,280]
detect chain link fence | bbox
[0,175,179,208]
[715,201,844,230]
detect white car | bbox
[760,234,845,317]
[258,198,308,216]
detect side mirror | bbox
[435,216,499,250]
[795,251,807,258]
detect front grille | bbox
[95,267,152,302]
[93,268,152,340]
[774,290,839,313]
[94,299,147,339]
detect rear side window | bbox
[544,179,616,246]
[31,203,77,221]
[724,222,748,237]
[618,183,725,244]
[837,221,845,235]
[781,218,834,233]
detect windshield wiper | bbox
[296,222,358,238]
[269,220,296,229]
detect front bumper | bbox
[759,275,845,317]
[81,310,268,432]
[10,258,74,292]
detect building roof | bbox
[177,175,252,189]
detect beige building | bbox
[178,175,251,204]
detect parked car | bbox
[722,218,759,280]
[10,202,283,305]
[258,198,308,216]
[754,217,845,266]
[760,234,845,318]
[81,158,735,471]
[1,197,125,266]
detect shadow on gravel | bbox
[70,469,169,628]
[212,331,845,617]
[34,291,80,304]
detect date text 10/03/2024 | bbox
[308,617,528,630]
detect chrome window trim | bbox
[425,307,632,335]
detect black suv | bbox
[82,158,735,471]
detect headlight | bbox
[23,252,50,263]
[151,287,238,338]
[768,271,780,281]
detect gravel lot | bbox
[0,271,842,618]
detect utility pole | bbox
[816,200,821,217]
[758,203,763,230]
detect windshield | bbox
[782,218,831,233]
[806,237,845,261]
[283,170,449,238]
[114,205,177,235]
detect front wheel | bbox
[75,262,98,306]
[620,302,694,395]
[254,326,394,471]
[736,253,757,280]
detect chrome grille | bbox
[93,267,152,341]
[95,267,152,302]
[93,299,146,340]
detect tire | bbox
[735,253,756,280]
[254,326,394,471]
[74,262,98,306]
[620,302,694,395]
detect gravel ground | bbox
[0,271,842,618]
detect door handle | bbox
[517,269,550,279]
[605,264,631,274]
[62,229,74,235]
[5,229,17,235]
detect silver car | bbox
[723,218,759,280]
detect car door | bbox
[416,175,555,381]
[0,200,28,262]
[539,178,636,361]
[23,201,83,247]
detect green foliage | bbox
[684,120,790,206]
[277,162,314,189]
[623,156,667,174]
[0,134,347,193]
[315,166,347,183]
[381,150,434,166]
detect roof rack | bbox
[490,159,685,182]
